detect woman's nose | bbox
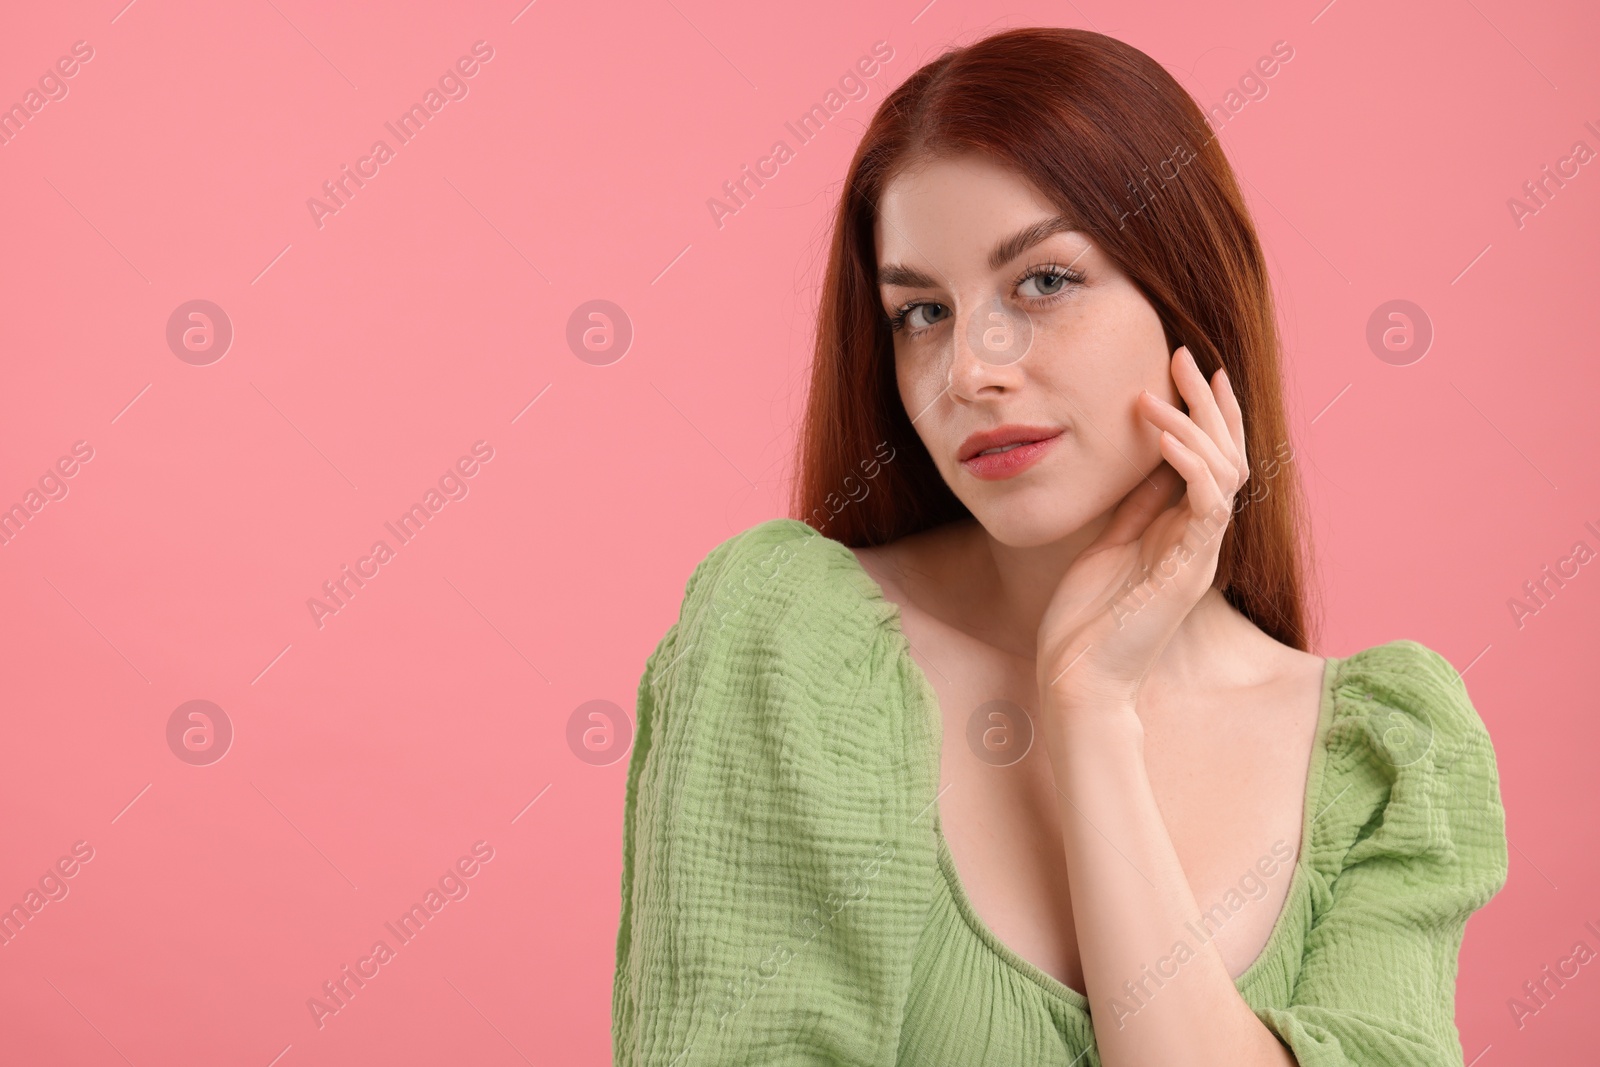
[947,297,1034,393]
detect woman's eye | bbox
[1019,270,1069,298]
[891,271,1076,335]
[895,303,950,332]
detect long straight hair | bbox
[789,27,1316,651]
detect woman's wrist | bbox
[1041,694,1146,761]
[1039,670,1146,723]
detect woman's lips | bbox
[959,432,1063,480]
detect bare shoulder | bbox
[1201,588,1321,688]
[1257,634,1326,687]
[847,520,975,608]
[1269,637,1327,698]
[1230,623,1329,746]
[1151,599,1328,755]
[846,541,897,598]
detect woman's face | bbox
[875,152,1180,547]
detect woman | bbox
[613,27,1507,1066]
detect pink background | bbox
[1,0,1595,1063]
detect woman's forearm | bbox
[1046,704,1298,1067]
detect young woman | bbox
[613,27,1507,1066]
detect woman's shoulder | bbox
[1309,638,1508,904]
[671,517,901,646]
[644,517,922,722]
[1324,639,1497,769]
[620,527,942,1066]
[638,514,941,789]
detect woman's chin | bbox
[964,495,1099,549]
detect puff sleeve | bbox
[1254,640,1510,1066]
[611,519,941,1066]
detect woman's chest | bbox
[905,608,1315,996]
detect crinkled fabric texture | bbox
[612,519,1509,1066]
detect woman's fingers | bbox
[1211,364,1249,487]
[1139,389,1238,497]
[1157,428,1228,525]
[1173,347,1236,457]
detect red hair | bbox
[788,26,1316,651]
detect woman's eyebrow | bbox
[877,214,1078,289]
[987,214,1076,271]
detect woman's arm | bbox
[614,519,938,1066]
[1046,643,1509,1067]
[1047,704,1299,1066]
[1030,346,1297,1063]
[1029,351,1506,1063]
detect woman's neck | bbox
[925,517,1265,692]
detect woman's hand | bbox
[1034,345,1249,716]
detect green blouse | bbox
[612,518,1509,1066]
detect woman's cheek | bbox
[898,344,953,422]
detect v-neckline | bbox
[818,525,1340,1014]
